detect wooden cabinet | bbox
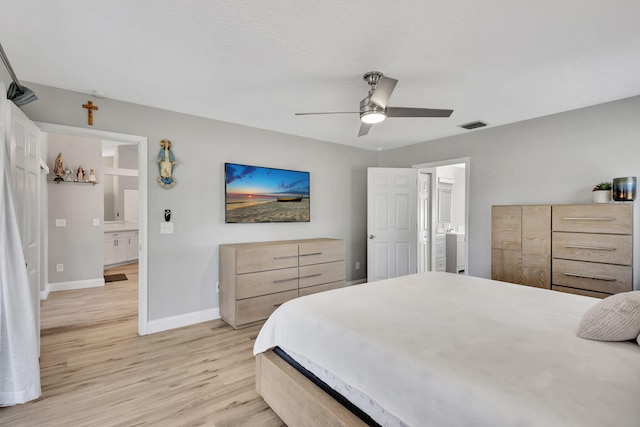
[219,238,346,329]
[492,204,633,298]
[551,204,632,298]
[491,205,551,288]
[104,230,139,267]
[446,233,465,273]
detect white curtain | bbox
[0,84,42,406]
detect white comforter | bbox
[254,272,640,427]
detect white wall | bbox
[380,95,640,290]
[21,82,377,321]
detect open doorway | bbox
[414,158,470,275]
[36,122,149,335]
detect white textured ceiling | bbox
[2,1,640,150]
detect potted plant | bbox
[592,181,612,203]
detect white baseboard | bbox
[146,308,221,335]
[347,278,367,286]
[49,277,105,292]
[40,284,50,300]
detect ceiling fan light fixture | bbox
[361,111,386,124]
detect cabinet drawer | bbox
[299,281,345,297]
[236,244,298,274]
[552,204,632,234]
[299,261,345,288]
[236,290,298,326]
[236,267,298,299]
[435,257,446,272]
[552,259,632,295]
[435,243,446,258]
[299,240,345,266]
[552,232,632,265]
[552,285,609,299]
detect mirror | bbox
[438,188,452,223]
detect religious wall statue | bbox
[157,139,177,188]
[88,169,97,183]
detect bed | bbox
[253,272,640,426]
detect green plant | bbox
[593,182,612,191]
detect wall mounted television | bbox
[225,162,310,223]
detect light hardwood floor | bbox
[0,264,284,427]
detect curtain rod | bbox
[0,42,23,88]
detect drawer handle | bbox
[272,277,298,284]
[562,272,617,282]
[299,273,322,280]
[562,217,616,221]
[564,244,616,251]
[300,252,323,257]
[273,255,298,260]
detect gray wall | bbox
[380,95,640,289]
[22,82,376,320]
[47,134,103,284]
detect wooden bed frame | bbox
[255,350,367,426]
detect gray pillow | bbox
[576,291,640,341]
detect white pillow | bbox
[576,291,640,341]
[637,333,640,346]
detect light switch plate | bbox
[160,222,174,234]
[93,218,100,226]
[55,219,66,227]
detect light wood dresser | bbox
[492,204,633,298]
[551,204,633,298]
[219,238,345,329]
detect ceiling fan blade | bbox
[386,107,453,118]
[369,76,398,109]
[295,111,358,116]
[358,122,373,137]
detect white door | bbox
[7,103,42,342]
[367,167,417,282]
[417,172,431,272]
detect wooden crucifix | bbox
[82,100,99,125]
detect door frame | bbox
[35,122,150,336]
[413,157,470,275]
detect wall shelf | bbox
[53,177,97,185]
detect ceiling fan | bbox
[295,71,453,137]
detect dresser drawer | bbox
[299,280,345,297]
[552,285,610,299]
[551,259,632,295]
[236,290,298,326]
[236,267,298,299]
[299,261,345,288]
[552,232,632,265]
[299,240,345,266]
[552,204,632,234]
[235,244,298,274]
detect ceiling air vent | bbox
[460,121,487,130]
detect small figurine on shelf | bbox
[64,167,73,182]
[88,169,97,183]
[76,165,85,182]
[54,152,64,182]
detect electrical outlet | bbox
[56,264,64,272]
[93,218,100,226]
[216,282,220,293]
[55,219,66,227]
[355,261,361,270]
